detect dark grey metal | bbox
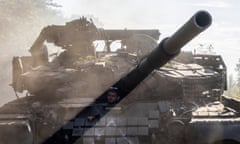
[164,10,212,55]
[112,10,212,97]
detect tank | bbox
[0,11,240,144]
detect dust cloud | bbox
[0,0,64,106]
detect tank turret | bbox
[43,10,212,144]
[110,10,212,100]
[2,10,240,144]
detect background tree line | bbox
[225,59,240,99]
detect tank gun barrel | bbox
[163,10,212,55]
[43,11,212,143]
[112,10,212,98]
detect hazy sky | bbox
[55,0,240,77]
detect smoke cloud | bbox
[0,0,64,105]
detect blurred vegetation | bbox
[235,58,240,87]
[225,60,240,99]
[225,82,240,99]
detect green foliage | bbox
[235,58,240,87]
[225,84,240,99]
[226,58,240,99]
[73,56,96,67]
